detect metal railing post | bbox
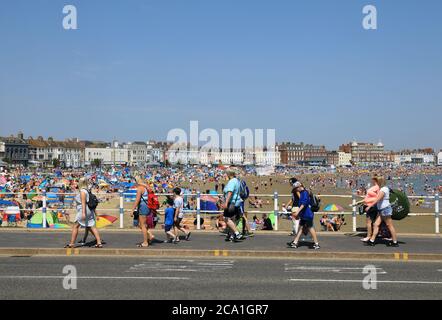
[119,190,124,229]
[42,189,47,228]
[435,194,440,235]
[352,191,357,232]
[196,191,201,230]
[274,191,279,231]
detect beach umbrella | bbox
[390,189,410,221]
[323,204,344,212]
[96,215,118,228]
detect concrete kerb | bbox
[2,247,442,262]
[0,228,441,238]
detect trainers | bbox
[233,234,244,242]
[185,232,192,241]
[288,242,299,249]
[312,244,321,250]
[225,235,233,242]
[366,240,376,247]
[387,241,399,247]
[78,240,86,245]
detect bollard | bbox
[196,191,201,230]
[274,191,279,231]
[435,194,440,235]
[352,191,357,232]
[119,190,124,229]
[42,189,47,228]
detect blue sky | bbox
[0,0,441,151]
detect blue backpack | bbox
[239,179,250,201]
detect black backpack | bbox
[86,190,99,211]
[309,191,321,213]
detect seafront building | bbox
[85,141,130,166]
[0,132,439,168]
[0,132,29,166]
[394,149,435,166]
[28,136,84,168]
[339,141,393,166]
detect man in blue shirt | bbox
[222,170,244,242]
[287,182,320,250]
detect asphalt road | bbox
[0,256,441,300]
[0,231,441,254]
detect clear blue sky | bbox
[0,0,441,151]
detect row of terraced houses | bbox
[0,132,441,168]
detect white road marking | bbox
[0,276,190,280]
[289,279,442,285]
[127,259,235,273]
[284,265,387,274]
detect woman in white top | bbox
[64,177,103,248]
[364,176,398,247]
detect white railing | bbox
[0,191,440,234]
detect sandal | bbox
[64,244,75,248]
[94,244,103,248]
[136,243,149,248]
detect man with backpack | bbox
[287,182,320,250]
[222,170,245,242]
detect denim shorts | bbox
[379,206,393,217]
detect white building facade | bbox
[394,152,435,166]
[338,152,352,167]
[85,147,129,166]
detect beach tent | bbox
[27,211,69,229]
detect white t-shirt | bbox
[377,187,390,210]
[174,196,184,219]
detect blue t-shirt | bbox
[223,178,242,207]
[299,190,314,220]
[164,207,175,226]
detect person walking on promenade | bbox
[287,182,320,250]
[132,176,153,248]
[173,187,191,242]
[64,177,103,248]
[353,176,380,243]
[365,176,399,247]
[223,170,245,242]
[164,197,178,243]
[287,179,301,236]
